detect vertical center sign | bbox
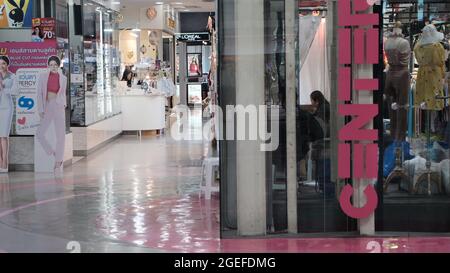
[337,0,380,219]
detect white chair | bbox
[200,157,220,199]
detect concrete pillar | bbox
[285,0,298,234]
[235,0,266,236]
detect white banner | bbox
[15,68,41,135]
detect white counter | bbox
[119,88,166,132]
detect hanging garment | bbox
[414,42,446,110]
[385,34,411,141]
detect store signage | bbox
[337,0,379,219]
[167,17,176,30]
[0,41,57,135]
[176,33,210,42]
[32,18,56,42]
[0,0,33,28]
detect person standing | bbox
[36,56,67,172]
[0,56,16,173]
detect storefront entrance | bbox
[219,0,450,237]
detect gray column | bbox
[235,0,266,236]
[285,0,298,234]
[179,42,188,106]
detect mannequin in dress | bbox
[384,22,411,144]
[414,24,446,111]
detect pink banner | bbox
[0,41,57,73]
[0,41,57,136]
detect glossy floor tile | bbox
[0,111,449,253]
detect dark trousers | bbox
[385,68,410,142]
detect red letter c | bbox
[339,184,378,219]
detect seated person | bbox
[121,66,134,87]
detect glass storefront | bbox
[69,0,121,127]
[219,0,450,236]
[378,0,450,233]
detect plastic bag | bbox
[383,141,415,178]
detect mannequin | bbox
[414,24,446,111]
[384,21,411,143]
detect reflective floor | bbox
[1,111,450,253]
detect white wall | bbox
[120,5,179,34]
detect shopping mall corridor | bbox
[1,111,450,253]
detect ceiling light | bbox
[132,28,141,32]
[155,1,164,4]
[112,1,120,4]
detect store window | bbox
[70,0,121,127]
[378,0,450,233]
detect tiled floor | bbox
[1,111,450,253]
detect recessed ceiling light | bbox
[173,2,183,5]
[155,1,164,4]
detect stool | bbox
[200,157,220,200]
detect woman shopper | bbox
[36,56,67,172]
[0,56,17,173]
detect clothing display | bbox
[385,28,411,141]
[414,25,446,111]
[0,71,16,137]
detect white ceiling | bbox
[117,0,215,12]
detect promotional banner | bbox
[0,41,57,135]
[0,0,33,28]
[32,18,56,42]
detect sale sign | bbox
[0,41,57,135]
[32,18,56,42]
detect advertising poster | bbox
[0,41,57,135]
[0,0,33,28]
[188,54,202,77]
[31,18,56,42]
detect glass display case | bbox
[70,0,121,126]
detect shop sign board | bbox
[337,0,379,219]
[32,17,56,42]
[176,33,210,42]
[0,41,57,135]
[167,17,176,30]
[0,0,33,28]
